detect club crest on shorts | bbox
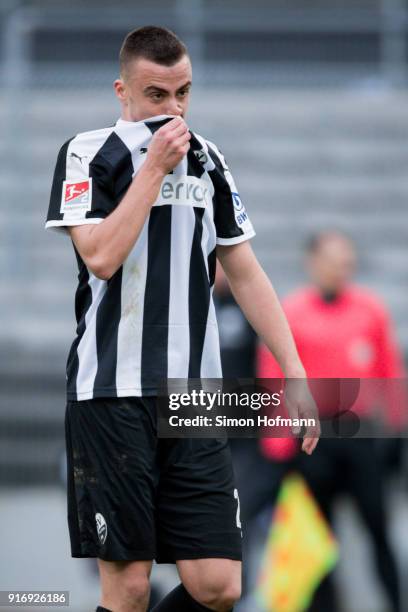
[95,512,108,545]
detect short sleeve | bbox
[205,140,256,246]
[45,135,113,234]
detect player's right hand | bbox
[284,378,321,455]
[145,116,191,176]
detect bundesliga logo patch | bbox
[60,178,92,215]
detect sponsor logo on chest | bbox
[154,175,212,208]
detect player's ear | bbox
[113,77,127,103]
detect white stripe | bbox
[216,229,256,246]
[167,205,195,379]
[114,122,153,177]
[202,178,216,253]
[200,213,222,378]
[201,293,223,378]
[75,273,107,399]
[201,204,211,278]
[64,129,114,222]
[45,218,104,233]
[177,150,188,177]
[195,140,222,378]
[116,220,149,396]
[66,128,114,180]
[165,153,191,392]
[114,122,156,395]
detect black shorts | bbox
[65,397,242,563]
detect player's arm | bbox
[217,240,320,454]
[69,117,190,280]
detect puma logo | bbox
[70,152,88,164]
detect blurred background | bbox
[0,0,407,610]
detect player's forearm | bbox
[83,163,164,279]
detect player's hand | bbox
[284,378,321,455]
[145,116,191,176]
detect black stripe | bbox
[144,117,175,175]
[186,134,206,178]
[90,132,135,396]
[188,208,211,378]
[87,132,133,221]
[207,143,244,240]
[145,119,206,179]
[141,206,172,393]
[208,247,217,287]
[47,137,75,224]
[92,267,123,396]
[66,248,93,400]
[144,117,173,134]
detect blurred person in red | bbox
[258,230,407,612]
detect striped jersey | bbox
[45,115,256,400]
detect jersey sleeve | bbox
[45,136,113,234]
[205,140,256,246]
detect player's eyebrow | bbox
[177,81,192,91]
[143,81,192,95]
[143,85,167,94]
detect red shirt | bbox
[258,285,407,459]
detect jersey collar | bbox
[116,115,177,127]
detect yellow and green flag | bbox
[256,472,339,612]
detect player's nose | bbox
[166,99,183,116]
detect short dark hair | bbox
[305,230,353,254]
[119,26,188,77]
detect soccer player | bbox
[45,26,319,612]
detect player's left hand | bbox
[284,378,321,455]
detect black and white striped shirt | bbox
[45,115,256,400]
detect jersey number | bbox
[234,488,242,529]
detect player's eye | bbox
[150,92,164,101]
[177,89,189,98]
